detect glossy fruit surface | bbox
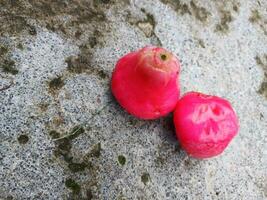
[112,46,181,119]
[173,92,239,158]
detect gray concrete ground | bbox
[0,0,266,199]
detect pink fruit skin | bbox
[111,46,181,119]
[173,92,239,159]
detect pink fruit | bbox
[173,92,239,159]
[111,46,181,119]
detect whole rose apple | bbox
[112,46,181,119]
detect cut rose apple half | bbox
[173,92,239,159]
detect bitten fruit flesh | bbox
[173,92,239,159]
[112,46,181,119]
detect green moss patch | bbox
[255,55,267,99]
[215,10,233,33]
[249,10,261,23]
[48,76,65,91]
[17,134,29,144]
[68,162,88,173]
[141,173,150,185]
[90,143,102,158]
[118,155,126,166]
[65,178,81,194]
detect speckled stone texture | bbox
[0,0,267,199]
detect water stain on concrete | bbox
[0,43,18,75]
[160,0,191,15]
[215,9,233,33]
[249,9,267,36]
[255,55,267,99]
[65,178,81,194]
[127,8,162,46]
[160,0,210,23]
[189,1,210,23]
[50,125,103,198]
[48,76,65,93]
[0,0,108,37]
[65,54,109,79]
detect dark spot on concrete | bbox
[233,4,239,13]
[127,117,139,126]
[179,4,191,15]
[17,43,24,50]
[6,195,14,200]
[255,54,267,99]
[0,0,112,39]
[65,178,81,194]
[17,134,29,144]
[1,59,18,75]
[0,44,9,55]
[52,116,64,127]
[28,26,37,35]
[68,125,85,140]
[51,127,93,175]
[75,30,82,39]
[88,36,97,48]
[118,155,126,166]
[57,138,72,155]
[38,103,49,112]
[66,55,90,74]
[82,142,103,199]
[264,183,267,198]
[49,130,60,139]
[258,81,267,99]
[190,1,210,23]
[155,156,166,166]
[255,56,264,66]
[154,123,179,167]
[249,9,267,36]
[0,44,18,74]
[184,159,190,167]
[0,13,30,36]
[161,0,211,22]
[94,0,111,5]
[198,39,205,48]
[183,158,201,170]
[134,8,162,46]
[53,130,73,162]
[86,189,93,200]
[141,173,150,185]
[137,9,156,38]
[249,9,261,23]
[68,162,87,173]
[98,69,108,79]
[48,76,65,93]
[66,54,109,78]
[90,143,101,158]
[215,10,233,33]
[160,0,191,15]
[117,193,127,200]
[48,76,64,89]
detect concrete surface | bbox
[0,0,267,199]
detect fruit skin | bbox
[111,46,181,119]
[173,92,239,159]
